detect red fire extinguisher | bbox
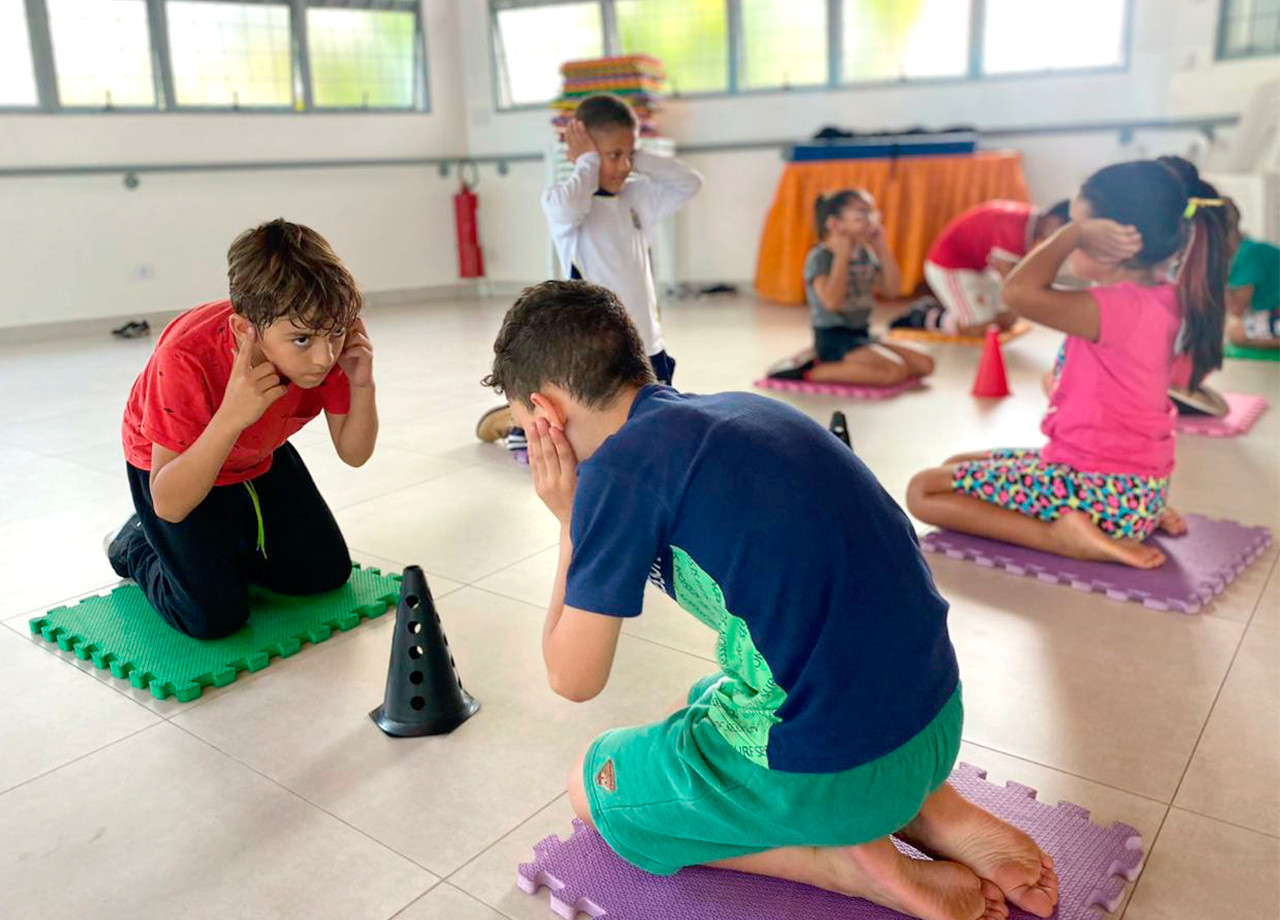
[454,161,484,279]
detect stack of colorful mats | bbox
[552,55,666,137]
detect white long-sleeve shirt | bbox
[541,150,703,356]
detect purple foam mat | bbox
[1173,393,1269,438]
[754,377,924,399]
[518,762,1143,920]
[921,514,1271,614]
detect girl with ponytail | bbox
[907,159,1228,570]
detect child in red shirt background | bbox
[907,199,1070,336]
[108,219,378,639]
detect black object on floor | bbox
[889,298,945,330]
[370,565,480,738]
[1169,385,1230,418]
[766,359,815,381]
[112,320,151,339]
[829,411,852,449]
[699,283,738,296]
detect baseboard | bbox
[0,309,189,346]
[476,280,541,297]
[0,278,733,343]
[0,283,502,344]
[364,280,550,304]
[363,284,479,307]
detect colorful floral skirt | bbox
[952,448,1169,540]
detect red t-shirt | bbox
[121,300,351,485]
[926,200,1035,271]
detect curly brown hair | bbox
[226,219,361,332]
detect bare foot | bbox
[817,836,1007,920]
[1159,507,1187,536]
[900,783,1059,918]
[1049,511,1166,569]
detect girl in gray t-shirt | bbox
[773,189,933,387]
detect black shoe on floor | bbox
[112,320,151,339]
[889,299,944,330]
[767,359,815,381]
[104,513,142,578]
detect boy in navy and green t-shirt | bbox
[483,280,1059,920]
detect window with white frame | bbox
[983,0,1127,75]
[615,0,728,95]
[739,0,827,90]
[0,0,38,107]
[842,0,970,83]
[492,1,604,109]
[1219,0,1280,59]
[307,4,421,109]
[166,1,293,108]
[47,0,156,108]
[486,0,1136,108]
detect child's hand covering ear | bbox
[528,417,579,525]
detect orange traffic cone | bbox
[972,325,1010,398]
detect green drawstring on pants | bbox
[243,480,267,559]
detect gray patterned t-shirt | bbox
[804,243,880,331]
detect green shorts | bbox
[584,674,963,876]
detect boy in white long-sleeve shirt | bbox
[543,94,702,385]
[475,94,701,448]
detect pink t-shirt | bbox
[1040,282,1180,478]
[926,200,1034,271]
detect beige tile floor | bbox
[0,294,1276,920]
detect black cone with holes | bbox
[370,565,480,737]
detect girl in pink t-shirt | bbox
[907,160,1229,569]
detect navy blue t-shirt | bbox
[565,386,959,774]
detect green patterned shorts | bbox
[582,675,963,876]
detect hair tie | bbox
[1183,197,1225,219]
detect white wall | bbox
[0,0,467,329]
[455,0,1274,286]
[0,0,1274,329]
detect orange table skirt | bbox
[755,151,1029,304]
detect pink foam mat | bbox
[921,514,1271,614]
[1173,392,1269,438]
[518,762,1143,920]
[753,377,924,399]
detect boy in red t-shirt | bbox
[907,199,1069,336]
[108,219,378,639]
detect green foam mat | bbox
[1224,342,1280,361]
[29,563,400,702]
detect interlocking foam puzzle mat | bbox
[753,377,924,399]
[921,514,1271,614]
[28,563,399,701]
[1173,393,1269,438]
[518,762,1144,920]
[886,322,1031,346]
[1223,342,1280,362]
